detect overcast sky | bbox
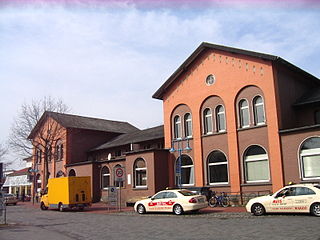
[1,0,320,169]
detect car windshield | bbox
[178,190,197,196]
[4,194,14,197]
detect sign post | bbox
[107,187,118,211]
[114,166,125,211]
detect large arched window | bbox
[216,105,226,132]
[173,115,182,139]
[239,99,250,128]
[176,155,194,186]
[101,166,110,189]
[184,113,192,138]
[244,145,270,182]
[253,96,265,125]
[203,108,213,134]
[55,140,64,161]
[134,158,147,188]
[68,169,76,176]
[207,151,228,184]
[300,137,320,179]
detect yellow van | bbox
[40,176,91,211]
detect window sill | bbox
[241,182,272,187]
[207,183,230,187]
[202,131,227,138]
[237,124,267,132]
[133,187,148,190]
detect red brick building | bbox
[30,42,320,206]
[153,42,320,199]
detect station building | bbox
[29,42,320,205]
[153,42,320,197]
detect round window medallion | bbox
[206,74,215,86]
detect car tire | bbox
[58,203,64,212]
[173,204,184,215]
[310,203,320,217]
[40,202,48,210]
[251,203,265,216]
[137,204,146,214]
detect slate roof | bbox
[92,125,164,151]
[294,87,320,106]
[28,111,139,139]
[153,42,319,100]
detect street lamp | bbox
[169,138,192,189]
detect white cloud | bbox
[0,2,319,168]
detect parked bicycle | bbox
[208,191,229,207]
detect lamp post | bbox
[169,138,192,189]
[28,166,39,205]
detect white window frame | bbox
[184,113,193,138]
[173,115,182,139]
[101,167,110,190]
[300,148,320,180]
[175,156,194,187]
[134,159,147,188]
[253,96,266,126]
[239,99,250,128]
[216,105,226,132]
[244,153,270,183]
[208,151,229,185]
[203,108,213,135]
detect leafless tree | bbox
[8,97,70,186]
[0,143,7,161]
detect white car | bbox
[246,184,320,217]
[134,189,208,215]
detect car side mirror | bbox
[151,197,155,201]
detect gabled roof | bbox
[28,111,139,139]
[92,125,164,151]
[7,167,30,176]
[294,87,320,107]
[152,42,319,100]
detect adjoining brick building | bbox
[153,42,320,199]
[30,42,320,206]
[29,111,167,204]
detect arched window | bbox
[101,166,110,189]
[207,151,228,184]
[114,164,124,187]
[300,137,320,179]
[176,155,194,186]
[253,96,265,125]
[55,140,63,161]
[68,169,76,176]
[173,115,182,139]
[244,145,270,182]
[203,108,213,134]
[184,113,193,138]
[216,105,226,132]
[56,170,65,178]
[36,174,41,190]
[45,144,52,162]
[239,99,250,128]
[134,158,147,188]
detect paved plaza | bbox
[1,203,320,240]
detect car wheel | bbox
[311,203,320,217]
[251,203,265,216]
[137,204,146,214]
[58,203,64,212]
[40,202,48,210]
[173,204,184,215]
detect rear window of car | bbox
[178,190,197,196]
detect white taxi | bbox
[134,189,208,215]
[246,184,320,217]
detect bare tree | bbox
[8,97,70,186]
[0,143,7,161]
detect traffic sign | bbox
[114,167,125,182]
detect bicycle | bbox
[208,191,229,207]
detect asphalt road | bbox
[1,204,320,240]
